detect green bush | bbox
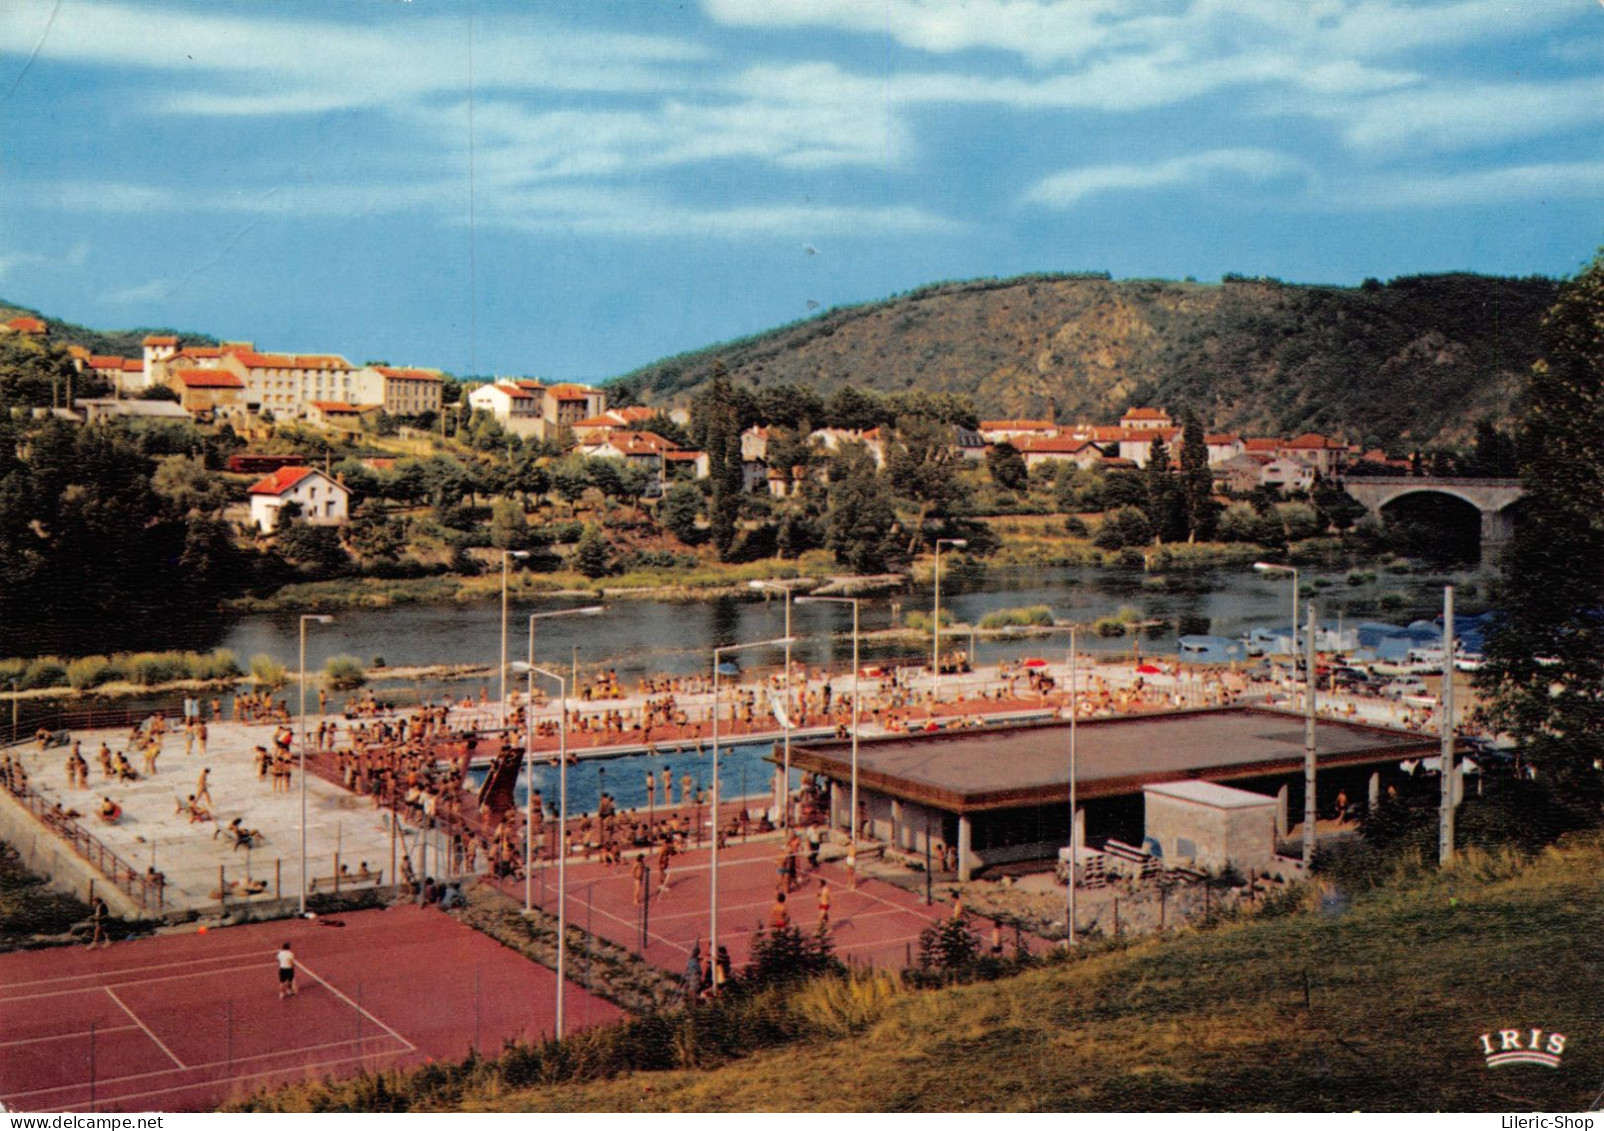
[188,649,242,681]
[251,653,289,689]
[125,652,189,686]
[978,605,1054,630]
[66,656,116,690]
[20,657,67,690]
[324,655,368,691]
[904,609,954,634]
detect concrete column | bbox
[1275,784,1289,839]
[957,815,973,882]
[1480,508,1515,565]
[829,781,842,832]
[890,799,904,850]
[1368,771,1381,812]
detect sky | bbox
[1,0,1601,382]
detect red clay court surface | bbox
[505,839,971,975]
[0,905,621,1113]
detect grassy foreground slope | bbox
[483,839,1602,1113]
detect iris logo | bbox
[1478,1027,1567,1068]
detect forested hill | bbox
[0,299,216,358]
[608,273,1558,448]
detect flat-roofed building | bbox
[789,707,1447,880]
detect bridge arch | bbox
[1343,477,1524,565]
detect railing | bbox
[6,782,162,914]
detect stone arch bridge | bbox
[1343,477,1524,562]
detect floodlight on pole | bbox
[797,596,863,856]
[709,635,797,971]
[932,538,969,702]
[499,550,532,728]
[298,613,334,916]
[512,659,571,1039]
[749,580,806,827]
[522,607,605,916]
[1253,561,1300,674]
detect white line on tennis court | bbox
[0,1024,139,1050]
[104,986,186,1069]
[0,947,263,994]
[295,961,418,1053]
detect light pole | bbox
[749,579,805,827]
[298,613,334,916]
[1007,621,1082,944]
[1253,562,1299,676]
[797,597,862,852]
[932,538,968,702]
[524,607,604,916]
[513,661,571,1039]
[709,635,796,968]
[1302,601,1318,867]
[499,550,531,727]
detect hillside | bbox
[0,298,216,359]
[242,834,1603,1113]
[610,273,1558,448]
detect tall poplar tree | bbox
[1478,249,1604,816]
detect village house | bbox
[353,366,444,417]
[977,418,1056,444]
[247,466,350,533]
[1276,432,1351,477]
[1118,426,1183,468]
[1119,406,1174,432]
[569,406,656,442]
[1016,434,1106,471]
[467,378,606,440]
[169,368,246,417]
[1,316,47,337]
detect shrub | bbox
[1063,515,1089,537]
[916,917,982,979]
[251,653,288,689]
[979,605,1054,630]
[188,649,242,681]
[323,655,368,691]
[904,609,953,633]
[1093,506,1153,550]
[125,652,189,686]
[20,658,67,690]
[66,656,115,691]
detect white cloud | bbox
[1313,78,1604,154]
[1329,160,1604,208]
[1025,149,1305,206]
[103,279,170,305]
[0,251,44,280]
[702,0,1571,67]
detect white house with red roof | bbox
[569,406,655,442]
[1119,407,1173,432]
[1276,433,1350,476]
[1118,426,1183,467]
[467,379,544,436]
[1016,434,1105,471]
[977,418,1056,444]
[1205,433,1245,464]
[247,466,350,533]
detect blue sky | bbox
[1,0,1601,382]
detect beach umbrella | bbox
[1022,657,1048,669]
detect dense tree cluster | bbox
[1479,249,1604,816]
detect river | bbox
[217,563,1478,691]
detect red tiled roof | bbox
[664,450,705,461]
[1242,437,1280,452]
[142,335,178,347]
[1282,432,1344,450]
[1121,407,1170,420]
[6,316,46,333]
[1124,427,1182,442]
[979,419,1055,431]
[122,359,144,372]
[1019,436,1097,454]
[1205,433,1240,445]
[175,368,244,389]
[231,351,350,371]
[88,355,123,369]
[178,346,222,360]
[374,366,441,382]
[248,466,318,496]
[593,430,678,456]
[616,406,654,422]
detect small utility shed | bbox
[1143,780,1278,876]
